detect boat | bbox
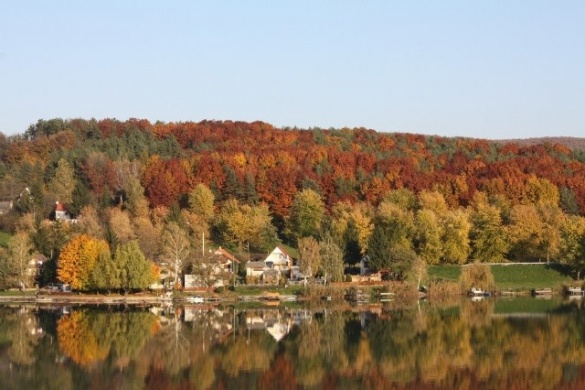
[566,287,584,296]
[468,287,492,297]
[186,296,204,304]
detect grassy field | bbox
[0,231,11,248]
[491,263,574,290]
[428,263,575,290]
[427,265,461,282]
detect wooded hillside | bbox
[2,118,584,219]
[2,118,585,288]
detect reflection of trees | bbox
[7,309,42,365]
[57,311,109,367]
[57,309,157,368]
[7,304,585,389]
[460,298,495,328]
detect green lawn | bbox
[234,285,304,296]
[0,231,11,248]
[491,263,574,290]
[428,263,575,290]
[427,265,461,282]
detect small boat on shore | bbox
[565,287,584,296]
[468,287,492,297]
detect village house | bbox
[53,201,77,223]
[245,247,293,285]
[184,247,240,289]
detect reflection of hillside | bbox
[4,302,585,389]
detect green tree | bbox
[89,250,118,291]
[559,186,580,216]
[124,175,150,219]
[367,221,394,271]
[48,158,76,204]
[114,241,155,291]
[287,189,325,243]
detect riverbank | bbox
[0,263,579,305]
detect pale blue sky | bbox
[1,1,584,139]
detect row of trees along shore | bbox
[1,118,585,290]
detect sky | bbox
[1,1,584,139]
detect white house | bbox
[263,247,292,272]
[54,202,77,223]
[245,247,293,284]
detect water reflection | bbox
[1,299,585,389]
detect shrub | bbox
[460,263,495,292]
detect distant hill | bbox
[496,137,585,151]
[2,118,585,220]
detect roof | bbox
[214,247,240,263]
[276,246,291,258]
[246,261,266,269]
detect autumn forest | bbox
[2,118,585,289]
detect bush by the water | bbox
[460,263,495,292]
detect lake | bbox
[1,297,584,389]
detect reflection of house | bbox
[184,247,240,289]
[245,310,292,342]
[245,308,311,342]
[245,247,292,284]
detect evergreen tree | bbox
[114,241,154,292]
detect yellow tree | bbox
[3,232,34,289]
[441,209,471,264]
[297,236,321,279]
[418,190,449,217]
[508,204,544,262]
[57,235,110,290]
[215,198,278,251]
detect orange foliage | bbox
[57,312,109,367]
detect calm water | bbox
[1,298,585,390]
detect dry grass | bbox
[460,263,495,291]
[426,280,462,299]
